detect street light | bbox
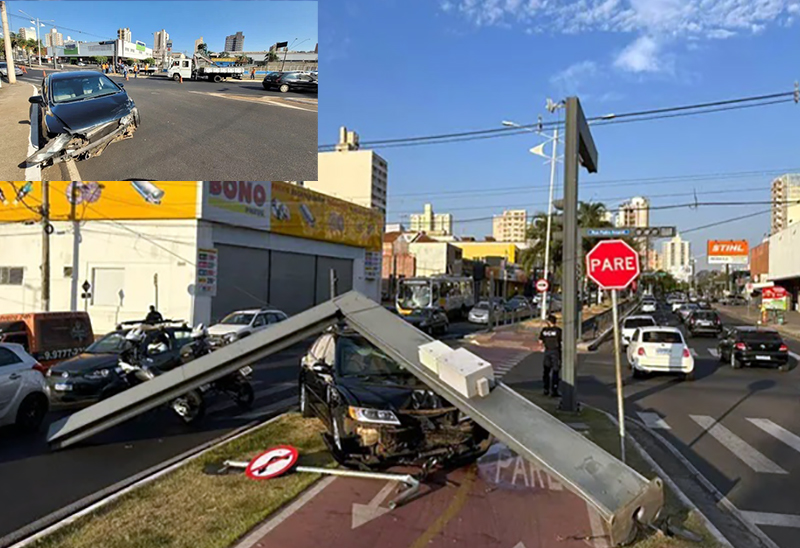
[19,9,53,66]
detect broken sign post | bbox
[585,240,641,463]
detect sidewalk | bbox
[718,304,800,340]
[0,81,36,180]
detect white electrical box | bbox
[417,340,452,375]
[438,347,495,399]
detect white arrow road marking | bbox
[690,415,787,474]
[747,418,800,454]
[739,511,800,528]
[351,480,397,529]
[637,412,671,430]
[708,348,720,358]
[690,348,698,358]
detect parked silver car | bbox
[0,62,24,79]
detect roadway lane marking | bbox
[637,412,671,430]
[24,83,41,181]
[789,351,800,361]
[746,418,800,454]
[186,90,317,112]
[739,511,800,528]
[690,415,788,474]
[708,348,720,358]
[690,348,698,357]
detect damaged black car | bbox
[23,71,140,168]
[299,327,491,469]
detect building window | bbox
[0,267,23,285]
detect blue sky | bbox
[6,1,317,54]
[319,0,800,270]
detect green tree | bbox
[196,43,208,55]
[143,57,155,65]
[264,50,279,67]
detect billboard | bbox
[86,43,116,55]
[64,42,78,55]
[707,240,749,265]
[201,181,271,231]
[0,182,199,222]
[135,40,146,52]
[269,181,382,251]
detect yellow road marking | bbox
[407,464,477,548]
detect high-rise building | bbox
[662,234,692,283]
[311,127,388,216]
[491,209,527,242]
[770,174,800,234]
[45,28,63,47]
[153,29,169,63]
[224,31,245,52]
[409,204,453,236]
[615,196,649,228]
[117,28,132,42]
[18,27,35,41]
[194,36,204,53]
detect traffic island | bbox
[0,81,37,180]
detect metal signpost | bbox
[585,240,641,462]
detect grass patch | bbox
[520,389,724,548]
[33,413,333,548]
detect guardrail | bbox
[47,291,662,545]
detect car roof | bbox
[732,326,779,334]
[637,326,682,334]
[625,315,656,321]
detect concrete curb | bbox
[1,400,297,548]
[590,406,734,547]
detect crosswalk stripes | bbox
[690,415,788,474]
[746,418,800,453]
[636,412,671,430]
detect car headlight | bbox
[224,332,238,342]
[25,133,72,165]
[347,406,401,425]
[86,368,112,380]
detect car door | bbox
[252,313,268,334]
[0,346,27,419]
[626,329,640,363]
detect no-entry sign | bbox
[536,279,549,293]
[245,445,299,480]
[585,240,640,290]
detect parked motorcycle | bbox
[180,324,255,410]
[116,327,206,423]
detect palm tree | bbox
[264,50,280,68]
[196,43,208,55]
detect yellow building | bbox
[451,242,519,264]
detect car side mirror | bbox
[311,362,330,373]
[29,96,43,104]
[118,82,124,88]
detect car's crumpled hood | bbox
[50,91,134,134]
[51,353,119,374]
[338,376,432,411]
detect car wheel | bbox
[300,383,313,418]
[632,366,644,379]
[682,371,695,382]
[213,74,223,83]
[730,351,741,369]
[172,73,181,81]
[15,393,48,433]
[279,83,290,93]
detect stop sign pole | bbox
[586,239,640,463]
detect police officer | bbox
[538,314,562,397]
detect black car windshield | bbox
[642,331,683,344]
[220,313,254,325]
[51,74,121,104]
[625,318,656,328]
[86,332,129,353]
[693,311,718,320]
[338,336,407,377]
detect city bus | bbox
[395,276,475,319]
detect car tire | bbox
[234,380,255,410]
[730,352,741,369]
[279,83,289,93]
[682,371,695,382]
[172,73,181,81]
[632,366,644,379]
[213,75,223,83]
[15,392,48,433]
[300,383,313,418]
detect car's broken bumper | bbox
[22,107,139,168]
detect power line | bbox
[682,210,771,234]
[319,90,796,151]
[8,13,116,41]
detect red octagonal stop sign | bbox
[586,239,640,290]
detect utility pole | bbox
[541,124,559,320]
[41,182,51,312]
[69,183,80,311]
[1,2,17,84]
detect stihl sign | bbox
[707,240,749,265]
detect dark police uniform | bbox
[539,325,562,396]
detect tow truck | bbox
[166,52,244,83]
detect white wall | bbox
[0,220,199,334]
[770,225,800,281]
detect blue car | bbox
[24,70,140,168]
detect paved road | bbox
[0,320,483,544]
[11,68,317,181]
[504,304,800,548]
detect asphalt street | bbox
[0,320,485,545]
[12,68,317,181]
[503,303,800,548]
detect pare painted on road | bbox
[477,443,564,491]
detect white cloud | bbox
[614,35,662,72]
[707,28,736,38]
[549,60,599,92]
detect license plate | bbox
[54,383,73,391]
[656,349,671,355]
[239,366,253,376]
[697,322,710,326]
[756,355,771,360]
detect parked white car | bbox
[626,327,695,381]
[207,308,289,345]
[621,315,657,346]
[0,343,50,431]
